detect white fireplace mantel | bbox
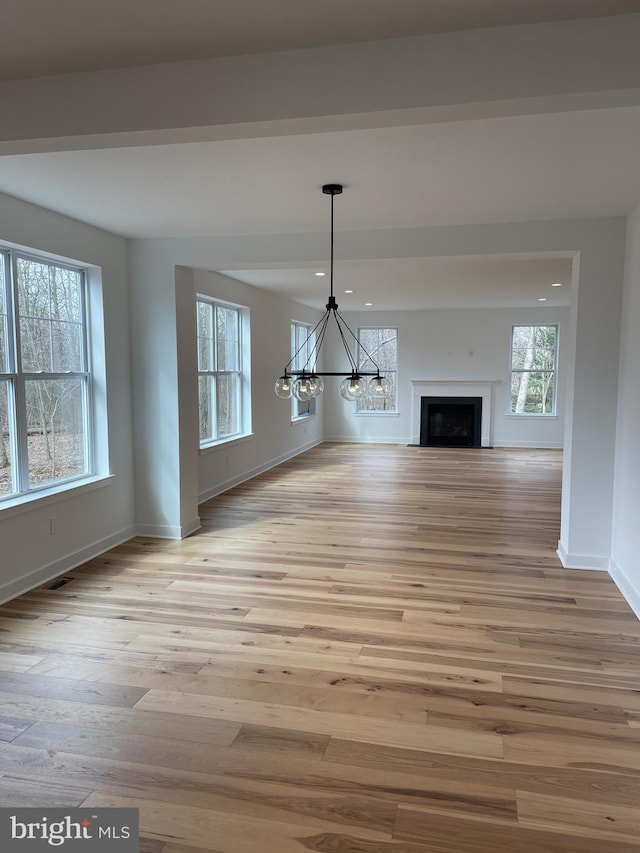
[410,379,499,447]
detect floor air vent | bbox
[44,577,74,590]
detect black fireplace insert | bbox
[420,396,482,447]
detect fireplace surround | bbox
[410,380,496,447]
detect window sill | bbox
[355,411,401,417]
[506,413,558,419]
[199,432,254,454]
[0,473,114,519]
[291,414,314,424]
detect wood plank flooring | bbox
[1,443,639,852]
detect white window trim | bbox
[356,325,399,414]
[0,473,114,519]
[197,295,251,449]
[290,319,317,422]
[0,245,102,507]
[198,431,255,455]
[508,324,559,417]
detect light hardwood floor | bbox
[1,443,639,852]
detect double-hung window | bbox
[197,297,250,446]
[1,250,92,501]
[509,324,558,414]
[357,327,398,412]
[290,321,316,419]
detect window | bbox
[357,327,398,411]
[291,321,316,419]
[1,249,93,501]
[197,297,250,446]
[509,324,558,414]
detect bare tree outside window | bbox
[510,325,557,414]
[0,380,12,494]
[357,327,398,411]
[291,321,315,419]
[0,251,91,500]
[197,297,245,445]
[0,255,11,484]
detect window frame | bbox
[508,323,559,416]
[197,295,251,448]
[356,326,399,413]
[290,320,316,421]
[0,247,95,504]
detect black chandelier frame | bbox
[279,184,384,386]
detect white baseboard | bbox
[134,517,201,539]
[324,435,409,444]
[325,437,563,448]
[556,540,609,570]
[0,525,136,606]
[609,558,640,620]
[493,440,563,449]
[198,438,323,504]
[181,516,202,538]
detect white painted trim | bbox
[324,436,408,445]
[609,559,640,620]
[410,379,498,447]
[199,432,255,454]
[0,525,136,606]
[0,474,114,520]
[198,438,323,503]
[493,440,563,449]
[181,517,202,538]
[354,412,401,418]
[134,521,200,539]
[556,540,568,565]
[556,540,609,570]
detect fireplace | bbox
[420,396,482,448]
[410,380,496,447]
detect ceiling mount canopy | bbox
[275,184,390,403]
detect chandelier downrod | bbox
[274,183,391,403]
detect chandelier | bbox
[275,184,391,402]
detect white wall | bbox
[0,192,135,602]
[128,243,326,537]
[610,204,640,616]
[191,269,324,502]
[1,206,624,602]
[323,306,569,447]
[128,218,625,570]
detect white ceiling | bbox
[3,108,640,239]
[221,256,572,311]
[1,1,638,310]
[4,0,640,81]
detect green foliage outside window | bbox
[510,325,557,414]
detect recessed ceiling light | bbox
[538,297,547,302]
[314,271,326,276]
[344,289,353,293]
[365,302,373,306]
[551,282,563,287]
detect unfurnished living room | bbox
[1,2,640,851]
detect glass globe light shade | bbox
[350,374,367,399]
[369,374,391,397]
[308,374,324,397]
[340,373,366,401]
[275,375,293,398]
[293,376,313,401]
[339,376,358,401]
